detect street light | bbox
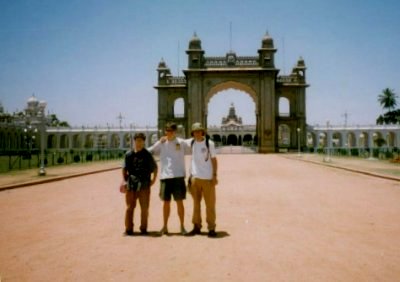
[24,125,37,151]
[297,127,301,156]
[324,120,331,162]
[23,125,37,167]
[38,101,47,176]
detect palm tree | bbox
[378,88,397,112]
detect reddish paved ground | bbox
[1,154,400,281]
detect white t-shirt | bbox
[148,137,189,179]
[190,138,217,180]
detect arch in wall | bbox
[110,134,120,148]
[212,134,222,144]
[98,134,108,149]
[306,132,315,147]
[387,132,396,147]
[278,124,290,146]
[47,134,56,149]
[318,132,327,147]
[205,81,257,106]
[347,132,357,147]
[243,134,253,144]
[332,132,343,147]
[359,132,369,147]
[174,98,185,118]
[372,132,383,147]
[60,134,69,149]
[278,97,290,117]
[85,134,94,149]
[72,134,81,148]
[123,133,131,148]
[227,134,238,145]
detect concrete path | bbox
[0,161,122,191]
[1,154,400,281]
[288,153,400,181]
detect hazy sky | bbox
[1,0,399,127]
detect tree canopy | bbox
[48,114,70,127]
[377,88,399,125]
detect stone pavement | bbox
[1,154,400,281]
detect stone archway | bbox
[155,32,308,153]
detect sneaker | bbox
[124,230,134,236]
[208,230,217,238]
[180,226,187,235]
[159,227,168,235]
[186,227,201,236]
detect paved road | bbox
[1,154,400,281]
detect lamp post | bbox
[23,125,37,167]
[324,120,331,162]
[38,101,47,176]
[297,127,301,156]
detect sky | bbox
[1,0,400,128]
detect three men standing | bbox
[122,122,219,238]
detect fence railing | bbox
[0,149,125,173]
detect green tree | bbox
[378,88,397,112]
[376,109,400,125]
[377,88,399,125]
[48,114,70,127]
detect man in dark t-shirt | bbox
[122,133,157,236]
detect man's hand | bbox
[212,176,218,186]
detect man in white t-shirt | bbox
[148,122,189,235]
[187,123,218,238]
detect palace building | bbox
[1,96,400,158]
[208,103,256,146]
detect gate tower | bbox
[155,32,309,153]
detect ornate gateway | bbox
[155,33,308,153]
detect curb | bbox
[286,156,400,182]
[0,167,121,192]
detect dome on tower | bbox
[158,58,167,69]
[188,32,202,50]
[27,94,39,108]
[297,56,305,67]
[261,32,274,48]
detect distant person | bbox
[186,123,218,238]
[122,132,158,236]
[148,122,189,235]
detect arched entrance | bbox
[155,32,309,153]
